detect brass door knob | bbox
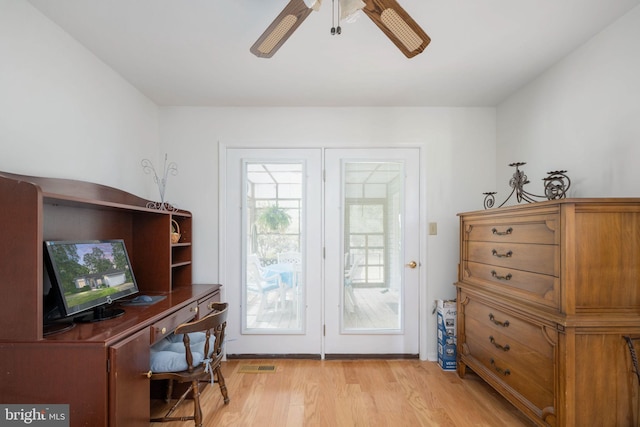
[406,261,417,269]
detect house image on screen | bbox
[74,270,127,290]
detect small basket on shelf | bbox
[170,219,181,244]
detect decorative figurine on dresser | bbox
[455,163,640,426]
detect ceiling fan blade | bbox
[362,0,430,58]
[250,0,314,58]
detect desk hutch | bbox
[0,171,221,426]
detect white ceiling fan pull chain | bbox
[331,0,340,35]
[336,0,342,34]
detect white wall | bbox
[159,106,496,359]
[497,5,640,199]
[0,0,159,197]
[1,0,498,360]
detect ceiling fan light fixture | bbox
[257,15,298,55]
[380,8,423,52]
[251,0,429,58]
[303,0,322,11]
[339,0,365,22]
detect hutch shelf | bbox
[0,171,220,426]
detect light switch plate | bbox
[428,222,437,235]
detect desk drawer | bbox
[150,302,198,345]
[198,292,221,318]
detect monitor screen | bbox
[44,239,139,322]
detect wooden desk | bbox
[0,171,220,426]
[0,284,221,426]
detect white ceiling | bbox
[27,0,639,107]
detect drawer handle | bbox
[492,227,513,236]
[490,358,511,376]
[160,327,167,335]
[488,313,510,327]
[491,249,513,258]
[491,270,512,281]
[489,336,510,352]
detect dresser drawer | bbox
[464,298,554,357]
[150,301,198,345]
[464,334,555,417]
[466,241,558,276]
[462,261,559,310]
[461,296,556,418]
[463,214,558,245]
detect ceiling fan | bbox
[250,0,430,59]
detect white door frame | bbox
[219,143,429,360]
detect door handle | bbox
[406,261,417,269]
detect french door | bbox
[222,147,420,356]
[223,148,323,355]
[324,148,420,355]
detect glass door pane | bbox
[243,162,304,332]
[224,148,321,355]
[343,161,403,331]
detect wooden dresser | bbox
[455,199,640,427]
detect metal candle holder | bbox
[141,153,178,211]
[483,162,571,209]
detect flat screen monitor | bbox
[44,239,139,323]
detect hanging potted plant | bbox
[256,205,291,232]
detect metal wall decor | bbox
[483,162,571,209]
[141,153,178,211]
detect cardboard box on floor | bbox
[436,299,457,371]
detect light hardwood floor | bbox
[150,359,534,426]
